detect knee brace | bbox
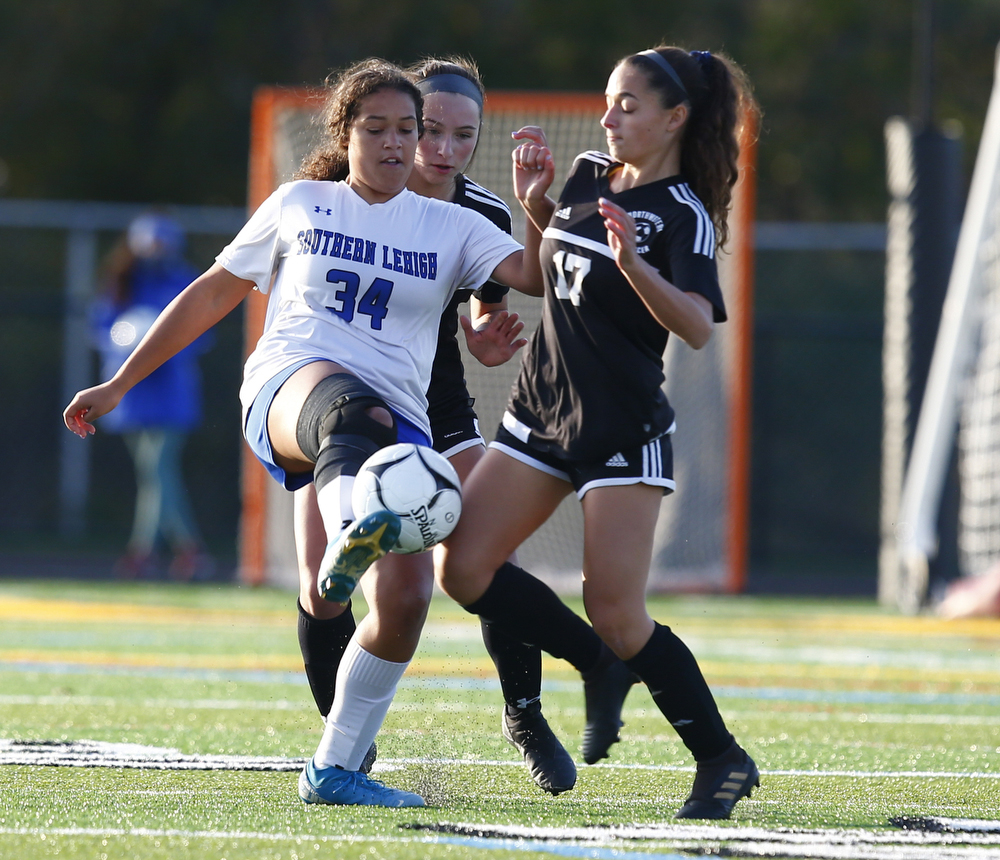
[295,374,397,491]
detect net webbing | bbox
[259,92,741,590]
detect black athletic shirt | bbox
[507,151,727,461]
[425,174,513,424]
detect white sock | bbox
[313,638,409,771]
[315,474,355,542]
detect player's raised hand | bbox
[511,126,555,205]
[460,310,527,368]
[63,381,124,438]
[598,197,639,270]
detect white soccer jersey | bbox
[218,180,522,436]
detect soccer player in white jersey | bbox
[291,57,621,797]
[439,47,764,820]
[63,58,547,808]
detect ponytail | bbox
[625,47,759,250]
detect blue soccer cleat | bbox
[318,510,401,603]
[298,759,425,807]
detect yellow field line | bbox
[0,649,303,671]
[3,593,999,638]
[0,596,291,627]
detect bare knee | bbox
[436,542,495,606]
[370,578,432,630]
[298,564,349,619]
[366,406,393,428]
[299,591,351,620]
[356,563,433,662]
[363,556,434,634]
[584,600,653,659]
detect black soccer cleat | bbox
[359,741,377,775]
[674,740,759,820]
[502,703,577,795]
[580,649,640,764]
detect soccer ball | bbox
[351,443,462,554]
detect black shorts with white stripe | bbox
[491,421,675,499]
[431,411,485,460]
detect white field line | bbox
[5,664,1000,709]
[1,740,998,781]
[385,758,1000,781]
[1,823,999,860]
[683,639,1000,674]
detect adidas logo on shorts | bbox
[555,206,572,220]
[604,453,628,467]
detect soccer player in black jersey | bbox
[293,58,625,796]
[439,46,762,819]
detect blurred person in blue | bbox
[92,214,213,580]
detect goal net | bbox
[239,86,756,594]
[890,45,1000,611]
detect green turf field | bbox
[1,578,998,860]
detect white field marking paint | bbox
[3,740,1000,782]
[682,637,1000,674]
[926,820,1000,834]
[724,710,1000,726]
[425,820,1000,846]
[7,663,1000,709]
[427,837,698,860]
[384,757,1000,780]
[414,822,1000,859]
[712,684,1000,707]
[424,622,1000,670]
[0,829,698,860]
[2,825,999,860]
[0,740,306,771]
[0,827,342,842]
[6,693,1000,729]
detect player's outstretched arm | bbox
[64,263,255,436]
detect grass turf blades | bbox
[0,580,998,859]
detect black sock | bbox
[296,600,356,717]
[464,562,602,674]
[624,622,732,761]
[480,618,543,709]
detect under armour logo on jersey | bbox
[314,206,333,215]
[604,452,628,467]
[630,209,664,254]
[555,206,572,220]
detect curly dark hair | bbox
[296,58,424,183]
[622,47,759,250]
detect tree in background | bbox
[1,1,1000,219]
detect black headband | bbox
[415,73,484,109]
[636,49,688,99]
